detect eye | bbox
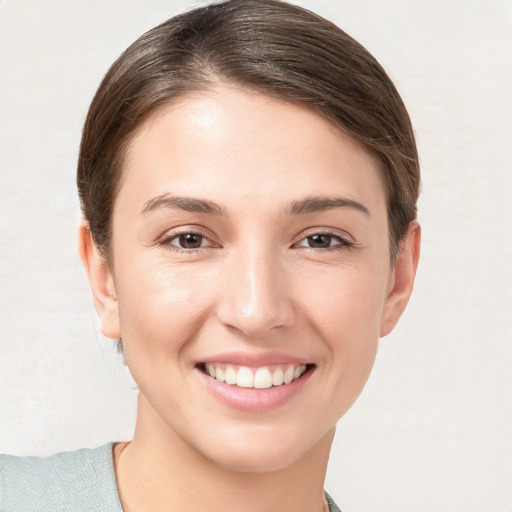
[296,232,352,249]
[168,232,211,250]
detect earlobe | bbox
[380,221,421,337]
[78,221,121,339]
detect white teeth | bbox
[204,363,308,389]
[215,367,225,383]
[272,368,284,386]
[283,366,294,384]
[294,365,307,379]
[224,366,237,385]
[254,367,272,389]
[236,366,254,388]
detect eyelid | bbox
[157,225,220,250]
[169,233,211,249]
[292,228,355,249]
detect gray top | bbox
[0,443,123,511]
[0,443,342,511]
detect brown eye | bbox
[306,234,334,248]
[296,232,352,250]
[173,233,205,249]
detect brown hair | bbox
[77,0,420,263]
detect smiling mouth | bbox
[197,363,315,389]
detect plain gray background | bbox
[1,1,511,511]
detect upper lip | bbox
[198,351,311,367]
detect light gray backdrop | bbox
[0,1,511,511]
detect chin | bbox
[207,446,306,474]
[193,423,333,474]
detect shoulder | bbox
[0,443,123,512]
[325,491,343,512]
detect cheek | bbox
[296,262,388,388]
[114,262,214,359]
[298,262,389,337]
[289,266,385,425]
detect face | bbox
[87,86,417,473]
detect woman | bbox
[0,0,420,510]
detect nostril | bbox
[215,258,295,337]
[218,303,296,339]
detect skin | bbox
[80,86,420,512]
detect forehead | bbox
[119,86,386,213]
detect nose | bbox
[216,248,296,339]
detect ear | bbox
[78,221,121,339]
[380,221,421,337]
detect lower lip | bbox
[195,367,314,413]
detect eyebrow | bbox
[289,196,370,215]
[141,194,225,216]
[141,194,369,217]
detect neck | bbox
[115,395,334,512]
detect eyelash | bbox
[293,231,354,251]
[157,228,355,253]
[158,228,216,253]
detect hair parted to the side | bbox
[77,0,420,264]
